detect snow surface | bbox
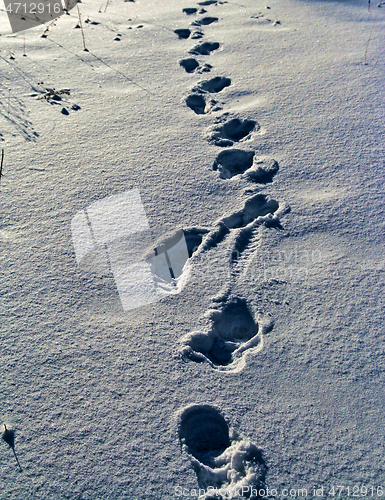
[1,0,384,498]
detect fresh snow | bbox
[1,0,384,498]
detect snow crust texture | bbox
[1,0,384,497]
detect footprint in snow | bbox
[143,228,208,284]
[213,150,280,183]
[181,297,271,372]
[198,0,219,5]
[183,7,198,15]
[185,94,208,114]
[191,16,218,26]
[189,41,220,56]
[193,76,231,93]
[185,77,231,114]
[179,193,284,371]
[174,28,191,39]
[178,404,267,497]
[250,13,282,27]
[180,58,200,73]
[209,117,258,146]
[179,58,212,74]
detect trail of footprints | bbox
[173,2,285,497]
[37,4,283,496]
[173,3,286,497]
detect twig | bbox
[0,149,4,191]
[63,0,71,14]
[13,448,23,472]
[2,425,22,472]
[77,5,88,52]
[41,19,57,38]
[364,10,379,64]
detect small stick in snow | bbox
[41,19,57,38]
[364,10,379,64]
[77,5,88,52]
[2,424,23,472]
[0,149,4,191]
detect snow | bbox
[1,0,384,498]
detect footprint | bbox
[209,117,258,146]
[141,227,209,285]
[183,228,210,257]
[186,78,231,113]
[143,229,189,283]
[251,13,282,27]
[174,28,191,39]
[84,18,100,25]
[186,94,207,114]
[183,7,198,15]
[180,195,280,371]
[186,78,230,114]
[180,59,213,74]
[193,76,231,94]
[198,0,218,5]
[182,297,266,371]
[193,194,280,256]
[192,16,218,26]
[220,193,279,229]
[212,149,255,178]
[180,58,200,73]
[190,41,220,56]
[179,405,230,465]
[178,404,267,496]
[213,150,280,183]
[243,158,279,183]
